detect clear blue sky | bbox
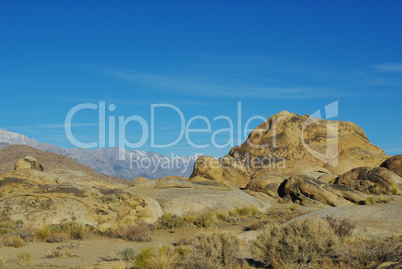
[1,1,401,157]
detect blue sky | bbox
[1,1,401,157]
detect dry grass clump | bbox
[251,217,339,268]
[134,245,179,269]
[184,232,240,268]
[158,213,186,229]
[3,235,24,248]
[229,206,259,217]
[61,222,88,240]
[110,260,126,269]
[35,222,88,242]
[338,236,402,268]
[16,253,32,267]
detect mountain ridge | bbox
[0,128,197,180]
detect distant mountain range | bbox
[0,129,198,180]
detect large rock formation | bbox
[381,155,402,177]
[0,157,162,228]
[129,176,271,217]
[335,166,402,193]
[191,111,387,188]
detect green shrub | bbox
[185,232,240,268]
[251,217,339,268]
[193,212,217,228]
[117,247,137,261]
[365,197,376,205]
[134,247,155,269]
[0,221,14,235]
[148,245,179,269]
[338,237,402,268]
[159,213,185,229]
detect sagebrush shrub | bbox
[338,237,402,268]
[117,247,137,261]
[251,217,339,268]
[124,223,151,242]
[185,232,240,268]
[323,216,355,238]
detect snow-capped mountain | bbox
[0,129,198,180]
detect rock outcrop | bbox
[0,158,162,228]
[130,176,272,217]
[335,166,402,193]
[381,155,402,177]
[190,111,387,188]
[14,156,44,171]
[246,174,286,198]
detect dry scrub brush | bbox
[337,236,402,268]
[184,232,240,269]
[251,217,339,268]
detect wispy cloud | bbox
[371,63,402,73]
[103,69,342,99]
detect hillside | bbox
[0,129,196,179]
[0,144,130,184]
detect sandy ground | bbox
[0,216,268,268]
[1,196,400,268]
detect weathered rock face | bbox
[335,166,402,193]
[0,160,163,228]
[229,111,385,175]
[189,155,251,188]
[14,156,44,171]
[381,155,402,177]
[190,111,387,188]
[130,177,272,217]
[283,175,358,207]
[246,174,286,198]
[251,160,330,179]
